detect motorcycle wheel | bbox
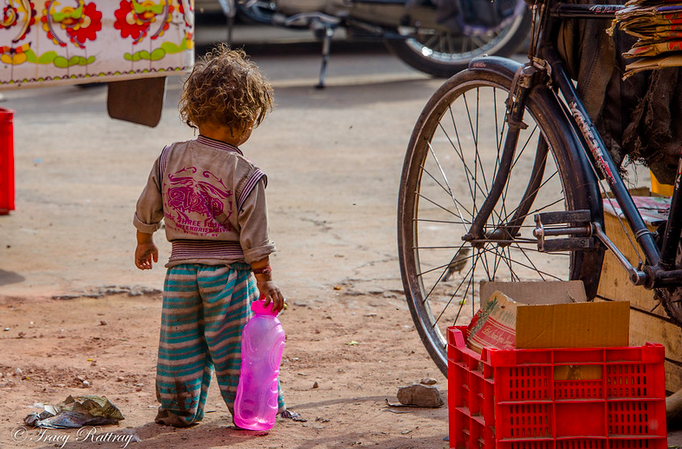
[384,3,531,78]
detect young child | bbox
[133,44,290,428]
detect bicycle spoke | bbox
[453,249,483,322]
[414,245,472,250]
[417,191,471,223]
[507,242,565,280]
[426,245,491,326]
[420,168,474,222]
[493,193,563,232]
[473,88,491,195]
[415,218,471,226]
[498,127,543,226]
[427,142,468,225]
[415,252,478,278]
[438,117,479,204]
[446,105,483,189]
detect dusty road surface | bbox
[0,43,454,448]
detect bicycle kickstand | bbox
[316,24,336,89]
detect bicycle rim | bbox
[398,69,591,374]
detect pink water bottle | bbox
[234,298,285,431]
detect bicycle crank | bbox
[535,210,650,286]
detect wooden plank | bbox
[597,210,665,317]
[629,308,682,363]
[595,299,682,391]
[596,202,682,391]
[664,360,682,394]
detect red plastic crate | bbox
[0,108,14,214]
[448,326,667,449]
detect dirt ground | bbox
[0,49,451,448]
[0,292,448,449]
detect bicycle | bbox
[397,0,682,376]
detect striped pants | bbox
[154,263,285,427]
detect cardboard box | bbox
[480,280,588,307]
[516,300,630,350]
[467,281,630,353]
[466,291,517,352]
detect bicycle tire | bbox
[385,3,531,78]
[397,63,603,375]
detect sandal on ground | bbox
[280,410,307,422]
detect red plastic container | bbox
[448,326,667,449]
[0,108,14,214]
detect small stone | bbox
[420,377,438,386]
[312,382,319,389]
[396,384,444,408]
[14,368,22,377]
[100,320,108,326]
[81,380,90,388]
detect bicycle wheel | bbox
[385,2,531,78]
[398,65,603,375]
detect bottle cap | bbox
[251,297,278,316]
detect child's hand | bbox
[258,280,285,312]
[135,243,158,270]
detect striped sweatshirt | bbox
[133,136,275,267]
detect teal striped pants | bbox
[154,263,285,427]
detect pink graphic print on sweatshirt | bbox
[164,167,234,236]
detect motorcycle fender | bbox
[347,3,446,31]
[467,56,522,80]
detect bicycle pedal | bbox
[534,210,594,252]
[535,210,591,225]
[539,237,594,252]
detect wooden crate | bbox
[597,195,682,392]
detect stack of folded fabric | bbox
[610,0,682,77]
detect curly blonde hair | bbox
[179,44,274,132]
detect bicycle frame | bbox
[468,0,682,291]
